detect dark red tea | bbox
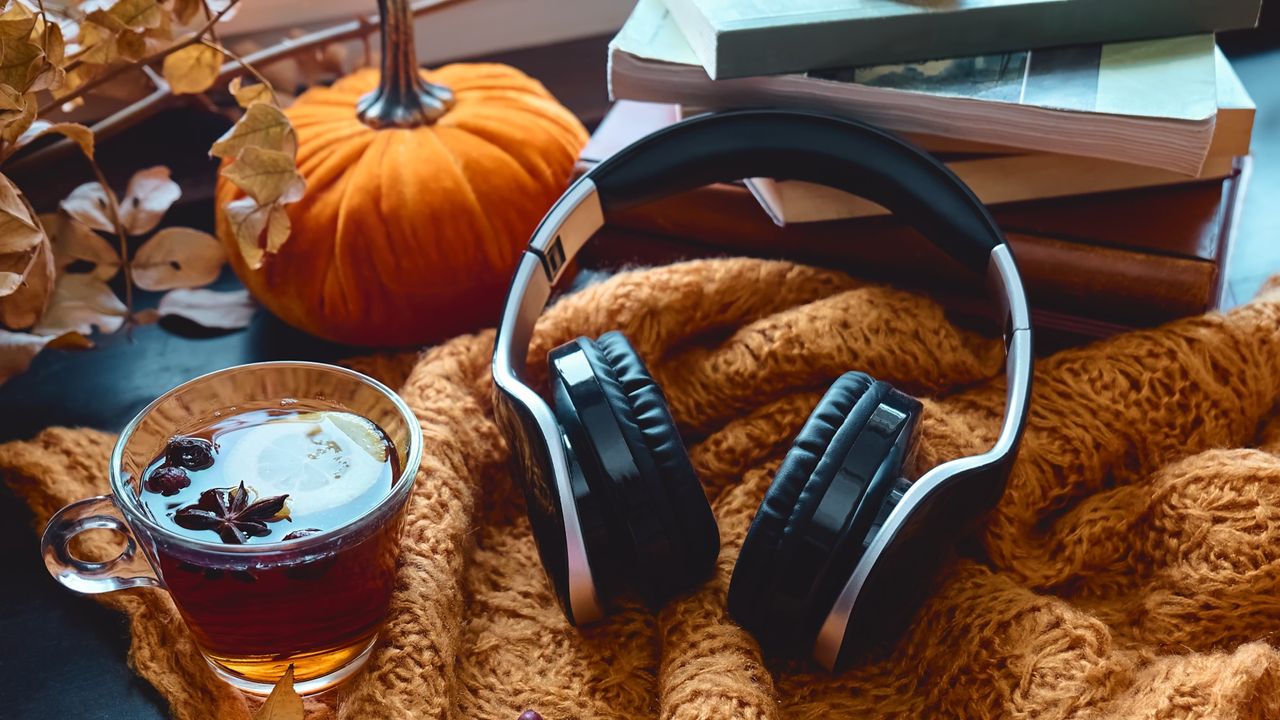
[139,403,404,685]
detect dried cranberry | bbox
[518,712,544,720]
[282,528,323,541]
[145,466,190,496]
[165,436,215,471]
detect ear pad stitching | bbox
[578,335,700,602]
[728,372,878,637]
[592,332,720,588]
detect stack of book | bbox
[584,0,1261,346]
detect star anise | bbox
[173,482,290,544]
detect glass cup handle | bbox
[41,494,161,594]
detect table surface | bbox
[4,27,1279,720]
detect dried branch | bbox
[12,0,466,173]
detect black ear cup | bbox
[728,372,921,656]
[549,332,720,607]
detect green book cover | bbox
[662,0,1260,79]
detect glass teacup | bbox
[40,361,422,695]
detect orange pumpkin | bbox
[215,1,587,346]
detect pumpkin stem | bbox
[357,0,455,129]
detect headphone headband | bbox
[492,109,1033,665]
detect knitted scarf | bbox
[5,258,1280,719]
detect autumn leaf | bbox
[27,121,95,160]
[0,39,43,93]
[43,213,120,281]
[0,3,37,42]
[229,76,273,108]
[223,195,269,269]
[253,665,303,720]
[0,329,91,385]
[131,227,225,290]
[30,21,66,92]
[115,29,146,62]
[60,181,113,233]
[163,42,222,95]
[221,146,305,206]
[0,172,41,255]
[159,287,255,330]
[0,234,54,329]
[171,0,202,24]
[119,166,181,235]
[211,103,297,160]
[106,0,164,33]
[33,273,128,336]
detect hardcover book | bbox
[610,0,1236,174]
[662,0,1263,79]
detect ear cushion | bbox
[581,332,721,597]
[728,372,886,646]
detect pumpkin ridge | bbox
[422,126,508,270]
[324,133,396,323]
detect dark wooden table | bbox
[3,25,1278,719]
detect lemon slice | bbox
[219,411,387,516]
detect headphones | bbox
[491,109,1033,671]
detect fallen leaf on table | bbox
[131,227,225,290]
[163,42,222,95]
[60,181,114,233]
[0,234,55,329]
[43,213,120,280]
[229,76,273,108]
[0,172,42,254]
[0,329,90,384]
[253,664,303,720]
[211,103,297,160]
[119,166,181,236]
[33,273,128,336]
[221,146,305,206]
[158,288,255,329]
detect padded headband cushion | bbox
[583,332,720,595]
[587,109,1004,274]
[728,372,884,645]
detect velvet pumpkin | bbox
[214,1,587,346]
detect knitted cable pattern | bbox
[5,258,1280,719]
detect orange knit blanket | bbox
[6,258,1280,719]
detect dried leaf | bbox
[0,173,41,255]
[29,21,66,92]
[0,39,43,93]
[223,195,268,269]
[162,42,221,95]
[220,146,305,206]
[33,273,127,336]
[265,205,290,254]
[0,90,35,144]
[158,288,255,330]
[171,0,201,24]
[43,213,120,281]
[131,227,225,290]
[0,234,54,328]
[119,166,180,235]
[0,330,90,385]
[60,182,113,233]
[31,121,95,160]
[229,76,272,108]
[253,665,303,720]
[210,103,296,160]
[0,2,36,42]
[107,0,163,32]
[131,307,159,325]
[0,82,25,124]
[115,29,145,62]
